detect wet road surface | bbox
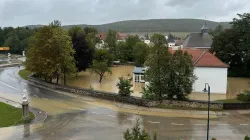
[0,67,250,140]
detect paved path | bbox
[0,67,249,140]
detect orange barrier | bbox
[0,47,10,51]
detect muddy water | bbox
[67,65,144,97]
[67,65,250,100]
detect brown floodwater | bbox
[67,65,250,100]
[67,65,144,97]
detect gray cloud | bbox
[0,0,249,27]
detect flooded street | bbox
[0,67,249,140]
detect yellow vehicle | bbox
[0,47,10,51]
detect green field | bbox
[0,102,34,127]
[18,69,32,80]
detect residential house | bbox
[95,32,127,49]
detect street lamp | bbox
[203,83,210,140]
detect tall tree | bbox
[105,30,117,57]
[209,24,223,36]
[94,48,113,66]
[49,20,61,27]
[26,26,76,84]
[68,26,94,71]
[133,42,149,66]
[116,41,130,62]
[211,13,250,77]
[150,33,167,46]
[125,35,141,61]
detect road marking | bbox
[240,124,248,126]
[171,123,184,126]
[91,112,100,115]
[218,124,229,126]
[0,81,21,91]
[42,98,48,100]
[148,121,160,124]
[127,118,135,121]
[194,124,206,126]
[108,115,116,118]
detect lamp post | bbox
[203,83,210,140]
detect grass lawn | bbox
[155,104,223,111]
[18,69,32,80]
[0,102,34,127]
[216,99,245,103]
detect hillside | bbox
[26,18,231,33]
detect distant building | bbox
[182,21,213,49]
[95,32,127,49]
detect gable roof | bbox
[169,48,229,68]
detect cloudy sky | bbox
[0,0,249,27]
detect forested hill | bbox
[26,19,231,33]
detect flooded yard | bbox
[67,65,145,97]
[67,65,250,101]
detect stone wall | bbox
[28,77,223,109]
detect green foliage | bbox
[117,77,133,96]
[237,91,250,102]
[105,30,117,57]
[245,135,250,140]
[90,60,112,82]
[211,138,217,140]
[209,24,223,36]
[150,33,167,46]
[211,13,250,77]
[26,24,76,84]
[143,36,195,100]
[68,26,95,71]
[49,20,61,27]
[94,48,113,66]
[0,102,34,127]
[123,119,157,140]
[133,42,149,66]
[0,26,36,54]
[18,69,32,80]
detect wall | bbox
[28,77,223,109]
[193,67,228,94]
[168,42,175,47]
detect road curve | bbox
[0,67,249,140]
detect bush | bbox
[237,91,250,102]
[117,77,133,96]
[123,119,157,140]
[245,135,250,140]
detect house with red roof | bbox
[133,48,229,94]
[95,32,127,49]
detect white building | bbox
[133,49,229,94]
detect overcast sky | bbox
[0,0,249,27]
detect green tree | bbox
[90,60,112,82]
[117,77,133,96]
[143,44,171,100]
[150,33,167,46]
[94,48,113,66]
[133,42,149,66]
[4,35,20,54]
[26,26,76,84]
[125,35,141,61]
[211,13,250,77]
[105,30,117,57]
[168,50,196,100]
[245,136,250,140]
[116,41,130,62]
[49,20,61,27]
[123,120,157,140]
[68,26,94,71]
[209,24,223,36]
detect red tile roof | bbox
[95,32,127,40]
[169,48,229,68]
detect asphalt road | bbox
[0,67,249,140]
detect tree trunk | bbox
[50,77,52,83]
[99,74,103,83]
[64,68,66,85]
[56,74,59,84]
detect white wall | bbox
[144,40,150,45]
[168,42,175,47]
[193,67,228,94]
